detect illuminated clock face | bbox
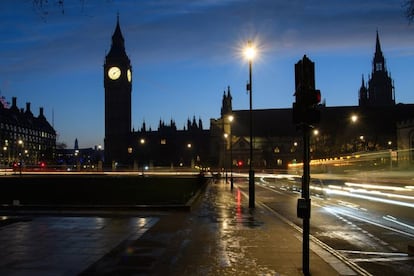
[127,69,132,82]
[108,66,121,80]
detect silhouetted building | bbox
[0,97,56,167]
[55,139,103,171]
[104,16,132,168]
[131,117,210,169]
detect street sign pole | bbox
[302,124,311,276]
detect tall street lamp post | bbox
[228,115,234,190]
[223,133,228,182]
[18,139,23,175]
[245,40,256,208]
[3,146,7,175]
[140,138,146,175]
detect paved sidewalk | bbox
[83,179,361,275]
[0,216,158,275]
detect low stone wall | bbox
[0,174,207,207]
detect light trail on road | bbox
[324,188,414,208]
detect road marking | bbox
[338,250,408,256]
[256,182,284,194]
[327,207,414,238]
[383,215,414,231]
[337,250,414,263]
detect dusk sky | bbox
[1,0,414,148]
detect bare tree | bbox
[33,0,65,14]
[404,0,414,23]
[32,0,87,16]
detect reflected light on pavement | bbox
[236,188,242,223]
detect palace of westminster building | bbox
[103,18,414,170]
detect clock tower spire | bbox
[104,15,133,168]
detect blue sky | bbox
[1,0,414,148]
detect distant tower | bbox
[360,31,395,107]
[358,75,368,106]
[104,15,133,167]
[221,86,233,117]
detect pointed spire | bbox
[372,30,385,73]
[141,120,146,132]
[199,117,203,130]
[192,115,197,129]
[374,30,384,62]
[375,30,382,55]
[106,15,128,59]
[187,118,191,130]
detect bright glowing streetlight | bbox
[351,114,358,123]
[244,43,256,61]
[244,40,256,208]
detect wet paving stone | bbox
[0,216,158,275]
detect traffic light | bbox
[307,89,321,106]
[292,55,321,126]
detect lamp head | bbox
[244,40,256,61]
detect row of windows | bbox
[2,140,53,151]
[2,134,55,145]
[0,123,54,139]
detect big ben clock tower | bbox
[104,16,132,168]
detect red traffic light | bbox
[237,160,243,167]
[314,89,321,104]
[308,89,321,106]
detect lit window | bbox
[161,139,166,145]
